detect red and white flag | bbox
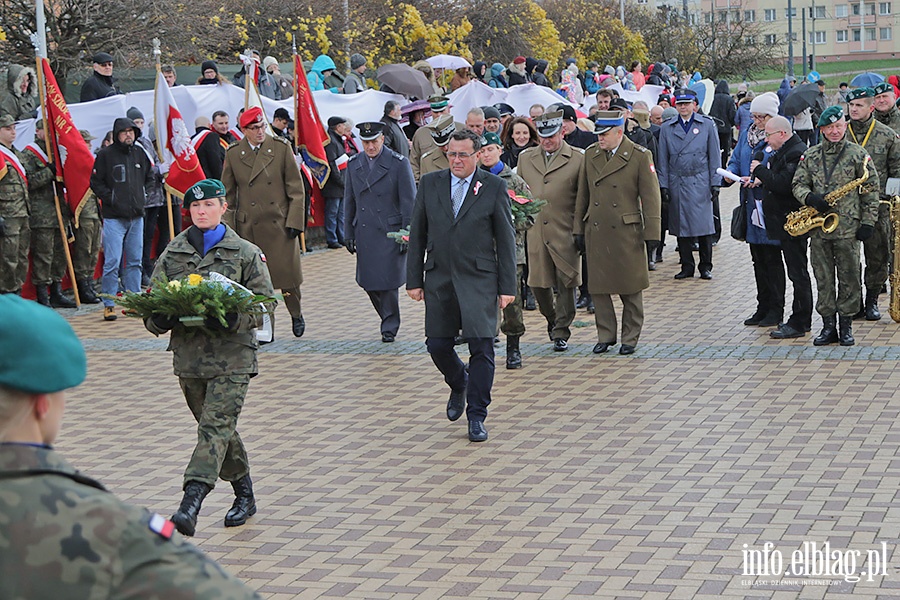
[38,58,94,226]
[336,153,350,171]
[153,71,204,197]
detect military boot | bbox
[49,282,76,308]
[865,288,882,321]
[171,480,212,537]
[838,315,855,346]
[34,285,51,306]
[506,336,522,370]
[224,475,257,527]
[78,279,101,304]
[813,315,838,346]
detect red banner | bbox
[293,54,331,188]
[39,58,94,227]
[154,71,204,197]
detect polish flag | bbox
[336,153,350,171]
[154,71,204,197]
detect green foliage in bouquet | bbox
[507,189,547,228]
[387,226,410,245]
[105,273,275,330]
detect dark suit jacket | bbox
[407,168,517,338]
[753,133,807,241]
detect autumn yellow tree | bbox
[543,0,648,70]
[464,0,564,71]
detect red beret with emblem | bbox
[239,106,264,129]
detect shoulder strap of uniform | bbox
[0,468,108,491]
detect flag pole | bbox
[291,35,306,254]
[152,38,176,242]
[33,21,80,306]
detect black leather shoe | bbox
[524,287,536,311]
[576,293,589,309]
[35,286,51,306]
[743,311,764,326]
[865,290,882,321]
[592,342,612,354]
[447,373,467,422]
[78,279,102,304]
[770,324,804,339]
[171,480,212,537]
[553,338,568,351]
[381,332,395,343]
[586,301,595,314]
[619,344,636,355]
[327,242,343,249]
[699,270,712,280]
[674,270,694,280]
[468,420,488,442]
[648,260,656,271]
[758,314,780,327]
[292,316,305,337]
[224,475,257,527]
[547,321,554,341]
[49,283,77,308]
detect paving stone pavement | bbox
[58,187,900,599]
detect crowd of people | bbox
[4,45,900,595]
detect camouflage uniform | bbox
[875,105,900,135]
[845,116,900,291]
[72,190,102,281]
[0,444,262,599]
[146,225,275,488]
[0,143,30,293]
[496,163,532,338]
[22,139,70,286]
[793,139,880,316]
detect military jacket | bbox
[147,225,275,378]
[0,444,262,599]
[792,139,880,240]
[845,116,900,196]
[875,105,900,135]
[0,144,29,218]
[495,163,532,265]
[22,139,65,228]
[418,148,449,180]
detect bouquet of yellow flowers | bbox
[106,273,275,330]
[508,189,547,228]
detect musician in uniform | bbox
[792,106,880,346]
[843,87,900,320]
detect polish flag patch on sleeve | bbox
[649,162,656,173]
[260,253,267,262]
[149,513,176,539]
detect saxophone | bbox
[885,195,900,322]
[784,160,870,237]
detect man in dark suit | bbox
[344,122,417,342]
[407,130,517,442]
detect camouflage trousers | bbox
[0,217,30,293]
[29,227,67,285]
[500,265,525,337]
[179,374,251,488]
[862,205,891,290]
[72,217,102,281]
[810,237,861,317]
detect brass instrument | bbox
[883,195,900,323]
[784,160,870,237]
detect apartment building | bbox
[643,0,899,60]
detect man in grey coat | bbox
[407,130,517,443]
[344,122,417,342]
[657,89,721,279]
[381,101,409,159]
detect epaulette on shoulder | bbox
[392,150,406,161]
[274,135,291,145]
[634,145,648,153]
[572,147,585,154]
[226,140,241,150]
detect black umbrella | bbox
[782,83,821,117]
[376,64,433,99]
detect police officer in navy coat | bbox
[344,122,417,342]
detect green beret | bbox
[846,88,874,102]
[186,179,226,204]
[0,296,86,394]
[873,82,893,96]
[0,114,15,128]
[817,106,844,127]
[482,131,502,147]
